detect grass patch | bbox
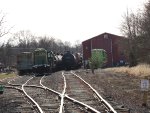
[0,73,16,80]
[105,64,150,77]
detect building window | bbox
[104,34,108,39]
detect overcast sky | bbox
[0,0,146,45]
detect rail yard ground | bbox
[78,64,150,113]
[0,64,150,112]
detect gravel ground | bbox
[75,68,150,113]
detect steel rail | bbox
[8,79,22,86]
[40,74,102,113]
[65,95,101,113]
[25,83,103,113]
[22,77,44,113]
[5,73,113,113]
[5,85,23,91]
[5,84,61,96]
[40,75,61,95]
[71,71,117,113]
[40,74,66,113]
[59,72,67,113]
[8,76,29,86]
[63,71,101,113]
[6,83,101,113]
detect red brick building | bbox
[82,32,127,67]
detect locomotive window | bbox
[35,51,46,56]
[48,53,51,57]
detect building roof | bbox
[82,32,124,43]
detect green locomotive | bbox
[32,48,55,75]
[90,49,107,69]
[16,52,33,75]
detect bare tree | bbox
[142,1,150,37]
[38,36,56,50]
[0,12,11,38]
[13,30,36,51]
[0,12,13,67]
[0,41,12,66]
[120,0,150,65]
[30,37,38,48]
[137,1,150,63]
[74,40,82,53]
[55,39,64,53]
[49,37,56,51]
[64,41,71,52]
[120,9,142,66]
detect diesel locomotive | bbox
[16,48,82,75]
[32,48,62,75]
[16,52,33,75]
[89,49,107,69]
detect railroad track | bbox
[42,71,118,113]
[61,71,117,113]
[0,71,128,113]
[6,75,61,113]
[0,75,37,113]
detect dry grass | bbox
[0,73,16,80]
[105,64,150,77]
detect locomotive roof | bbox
[92,49,106,51]
[20,52,32,54]
[34,48,46,51]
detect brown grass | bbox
[105,64,150,77]
[0,73,16,80]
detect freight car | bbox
[32,48,54,75]
[62,51,82,70]
[16,52,33,75]
[53,53,63,71]
[74,53,83,68]
[89,49,107,69]
[47,51,63,72]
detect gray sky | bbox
[0,0,146,45]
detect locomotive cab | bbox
[32,48,50,75]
